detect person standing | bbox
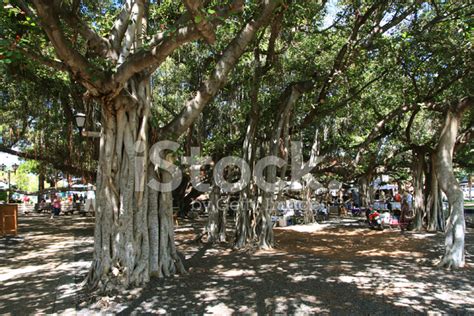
[351,189,360,208]
[51,194,61,218]
[394,191,402,202]
[379,190,385,202]
[85,185,96,215]
[405,191,413,210]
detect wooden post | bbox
[0,204,18,236]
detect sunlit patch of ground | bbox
[0,213,94,315]
[1,213,473,314]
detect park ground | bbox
[0,212,473,315]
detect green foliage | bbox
[0,0,472,186]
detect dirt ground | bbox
[1,212,473,315]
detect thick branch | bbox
[353,103,416,165]
[109,0,134,54]
[109,0,245,93]
[31,0,103,94]
[16,46,68,72]
[183,0,217,44]
[301,2,386,127]
[59,7,111,58]
[159,0,282,139]
[0,145,95,178]
[109,26,201,94]
[299,69,388,128]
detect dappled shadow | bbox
[2,213,473,314]
[0,213,94,314]
[100,219,473,314]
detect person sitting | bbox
[39,199,47,212]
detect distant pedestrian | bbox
[351,189,360,208]
[394,191,402,202]
[51,194,61,218]
[404,191,413,210]
[85,186,96,215]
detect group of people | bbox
[38,194,63,218]
[315,188,361,217]
[375,189,415,230]
[38,190,95,218]
[376,189,413,211]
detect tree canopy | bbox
[0,0,473,289]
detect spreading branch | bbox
[58,6,111,58]
[31,0,103,94]
[183,0,217,45]
[0,145,95,178]
[108,0,134,55]
[109,0,245,95]
[16,46,68,72]
[159,0,282,139]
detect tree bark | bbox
[259,86,304,248]
[358,172,372,207]
[207,185,227,243]
[29,0,283,291]
[38,172,45,202]
[435,97,473,268]
[412,148,425,231]
[426,154,444,231]
[86,78,184,290]
[86,79,151,289]
[303,184,315,224]
[235,51,261,249]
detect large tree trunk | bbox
[207,185,227,243]
[426,154,444,231]
[358,172,372,207]
[158,163,186,276]
[30,0,282,291]
[435,97,473,269]
[235,61,260,248]
[86,79,183,290]
[260,87,303,248]
[412,148,425,231]
[303,184,315,224]
[259,191,274,249]
[38,172,45,202]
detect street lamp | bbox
[0,163,19,203]
[74,112,100,138]
[74,112,86,134]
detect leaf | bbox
[194,15,202,24]
[207,9,216,15]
